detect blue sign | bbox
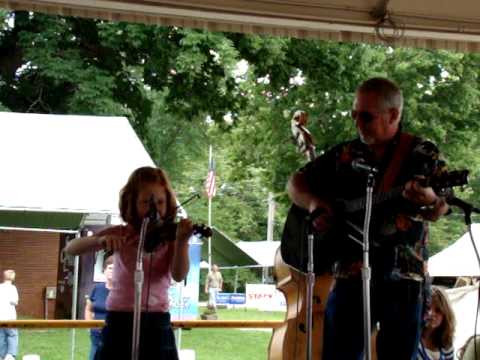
[168,236,202,320]
[216,292,246,305]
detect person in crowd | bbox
[65,166,193,360]
[85,255,114,360]
[287,77,450,359]
[417,286,455,360]
[0,270,19,360]
[204,264,223,311]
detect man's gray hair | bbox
[357,77,403,115]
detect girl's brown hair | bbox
[119,167,177,229]
[430,286,456,349]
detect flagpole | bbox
[208,145,213,272]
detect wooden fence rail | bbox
[0,320,283,329]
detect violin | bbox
[145,221,212,253]
[143,194,212,253]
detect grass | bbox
[17,308,285,360]
[18,328,90,360]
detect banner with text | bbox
[245,283,286,311]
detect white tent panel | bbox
[446,285,480,353]
[236,240,280,267]
[428,223,480,277]
[0,112,154,215]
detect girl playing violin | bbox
[65,166,193,360]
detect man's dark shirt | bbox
[300,132,446,281]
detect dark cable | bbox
[145,253,154,314]
[475,286,479,360]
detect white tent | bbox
[236,240,280,267]
[446,284,480,354]
[428,223,480,277]
[0,112,155,230]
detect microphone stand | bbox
[132,216,150,360]
[305,216,316,360]
[447,196,480,269]
[361,170,376,360]
[132,196,158,360]
[305,207,331,360]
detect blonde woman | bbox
[417,286,455,360]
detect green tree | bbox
[1,10,480,255]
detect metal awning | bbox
[0,210,85,231]
[0,0,479,52]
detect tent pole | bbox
[207,145,213,271]
[234,267,239,293]
[264,192,275,283]
[70,231,80,360]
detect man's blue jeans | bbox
[0,328,18,358]
[322,278,423,360]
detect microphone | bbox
[351,158,379,174]
[147,195,160,222]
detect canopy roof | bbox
[201,227,259,267]
[236,240,280,267]
[0,112,154,231]
[428,223,480,277]
[0,1,479,52]
[200,229,280,268]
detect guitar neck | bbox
[342,186,404,214]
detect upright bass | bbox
[268,111,335,360]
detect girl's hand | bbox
[101,234,128,252]
[176,218,194,246]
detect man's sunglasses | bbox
[351,110,377,123]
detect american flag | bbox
[205,157,216,199]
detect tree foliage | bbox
[1,10,480,258]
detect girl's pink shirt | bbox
[97,225,173,312]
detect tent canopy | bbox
[0,1,479,52]
[202,227,259,267]
[0,112,154,231]
[200,228,280,268]
[428,223,480,277]
[236,240,280,267]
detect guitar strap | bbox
[377,132,416,193]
